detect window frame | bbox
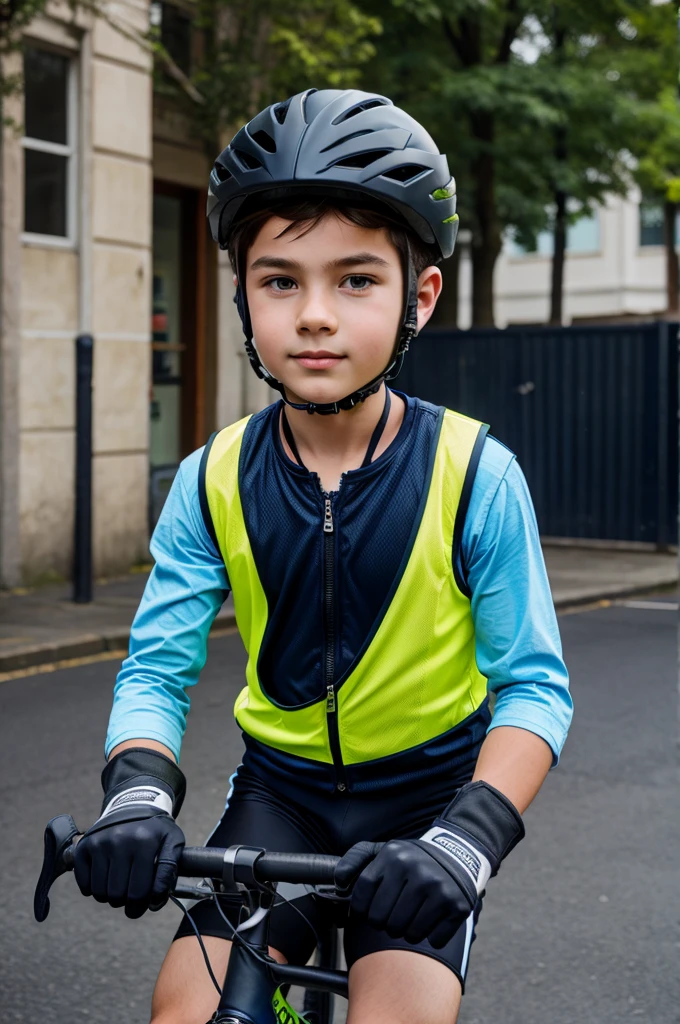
[638,199,679,250]
[21,43,78,249]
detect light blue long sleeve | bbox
[106,452,228,759]
[106,437,572,764]
[465,439,572,764]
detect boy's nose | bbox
[296,293,338,335]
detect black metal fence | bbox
[396,321,679,546]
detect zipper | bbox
[322,495,346,792]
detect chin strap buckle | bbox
[400,321,418,353]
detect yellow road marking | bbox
[0,649,127,683]
[619,599,678,611]
[557,599,612,616]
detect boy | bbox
[74,89,572,1024]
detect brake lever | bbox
[311,884,350,903]
[173,884,217,901]
[34,814,82,923]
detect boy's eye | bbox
[267,277,297,291]
[344,275,374,291]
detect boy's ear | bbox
[416,266,443,334]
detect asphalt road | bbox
[0,599,678,1024]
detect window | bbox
[639,201,679,247]
[566,212,600,253]
[22,46,76,242]
[505,208,600,257]
[150,2,193,76]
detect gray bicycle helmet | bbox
[207,88,459,414]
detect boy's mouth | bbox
[292,350,346,370]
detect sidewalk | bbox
[542,545,678,607]
[0,572,235,673]
[0,546,677,674]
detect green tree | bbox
[361,0,574,325]
[525,2,649,324]
[362,0,676,326]
[527,1,678,319]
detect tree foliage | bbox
[613,2,680,206]
[1,0,49,114]
[635,87,680,204]
[0,0,48,53]
[360,1,535,321]
[598,1,680,310]
[153,0,381,145]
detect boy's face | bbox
[245,212,441,408]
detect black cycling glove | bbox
[335,781,524,949]
[74,747,186,919]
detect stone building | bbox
[0,0,266,588]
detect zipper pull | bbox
[323,498,334,533]
[326,685,336,713]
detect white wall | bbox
[457,191,667,329]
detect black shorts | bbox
[174,765,483,989]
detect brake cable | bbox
[168,894,224,996]
[169,877,325,996]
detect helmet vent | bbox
[332,98,389,124]
[382,164,428,183]
[251,129,276,153]
[273,100,290,125]
[332,150,390,170]
[320,130,372,153]
[233,149,263,171]
[214,162,232,183]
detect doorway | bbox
[150,182,216,529]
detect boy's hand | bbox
[335,781,524,948]
[74,804,185,919]
[74,747,186,919]
[336,835,478,947]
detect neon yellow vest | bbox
[204,408,488,767]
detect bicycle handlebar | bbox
[178,846,339,886]
[34,814,341,923]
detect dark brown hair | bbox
[226,196,440,281]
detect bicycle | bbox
[35,813,352,1024]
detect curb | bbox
[552,574,678,612]
[0,613,237,674]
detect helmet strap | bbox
[233,240,419,415]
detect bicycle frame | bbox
[206,887,346,1024]
[34,815,349,1024]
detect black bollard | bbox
[73,334,93,603]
